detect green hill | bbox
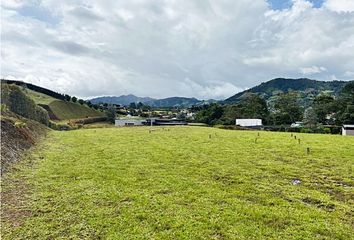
[225,78,353,103]
[47,100,104,120]
[1,80,104,121]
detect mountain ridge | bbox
[224,78,353,103]
[90,95,206,107]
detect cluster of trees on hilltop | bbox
[1,79,104,112]
[195,82,354,127]
[1,84,49,125]
[2,79,67,101]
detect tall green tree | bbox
[106,105,116,123]
[303,107,317,128]
[221,93,269,125]
[64,94,71,101]
[239,93,269,120]
[313,95,335,124]
[195,103,224,125]
[273,92,302,124]
[337,82,354,124]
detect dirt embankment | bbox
[1,111,47,174]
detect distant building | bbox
[236,119,262,127]
[342,125,354,136]
[146,118,187,126]
[291,122,304,128]
[115,119,145,126]
[115,118,187,127]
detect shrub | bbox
[14,121,27,128]
[300,128,313,133]
[1,104,9,113]
[324,128,331,134]
[48,121,75,131]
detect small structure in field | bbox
[145,118,187,126]
[342,125,354,136]
[115,119,145,127]
[236,119,262,127]
[291,121,304,128]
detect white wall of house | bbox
[115,119,144,127]
[236,119,262,127]
[342,125,354,136]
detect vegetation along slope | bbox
[1,80,104,121]
[1,127,353,239]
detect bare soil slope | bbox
[1,111,47,174]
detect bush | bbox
[48,121,75,131]
[1,104,9,113]
[300,128,314,133]
[106,105,116,123]
[323,127,331,134]
[14,121,27,128]
[69,117,107,125]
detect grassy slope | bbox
[48,100,104,120]
[24,88,104,120]
[2,127,354,239]
[24,89,57,105]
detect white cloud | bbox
[300,66,327,75]
[344,70,354,77]
[1,0,29,9]
[1,0,354,100]
[324,0,354,12]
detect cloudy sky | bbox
[1,0,354,99]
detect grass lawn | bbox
[1,127,354,239]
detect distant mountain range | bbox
[90,94,155,106]
[224,78,353,103]
[90,95,215,107]
[4,78,353,109]
[91,78,353,108]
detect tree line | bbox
[194,82,354,128]
[0,79,104,111]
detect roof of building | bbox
[343,125,354,128]
[236,118,262,120]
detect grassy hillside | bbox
[24,88,57,105]
[47,100,104,120]
[2,127,353,239]
[2,81,104,121]
[25,89,105,120]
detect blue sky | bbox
[1,0,354,99]
[268,0,324,9]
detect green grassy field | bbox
[2,127,354,239]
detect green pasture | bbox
[2,127,353,239]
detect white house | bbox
[342,125,354,136]
[115,119,144,127]
[236,119,262,127]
